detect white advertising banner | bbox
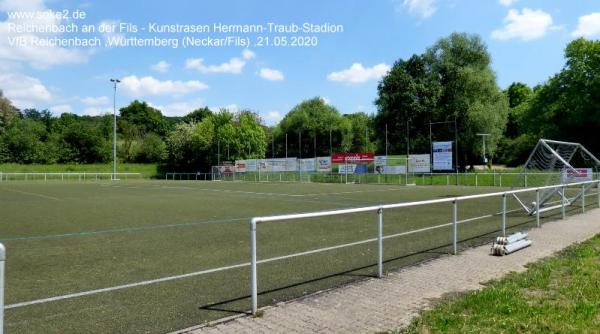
[375,165,406,175]
[433,141,453,171]
[561,168,593,183]
[409,154,431,173]
[317,156,332,172]
[300,158,316,172]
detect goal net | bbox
[511,139,600,215]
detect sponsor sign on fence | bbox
[317,157,332,172]
[409,154,431,173]
[562,168,593,182]
[433,141,453,171]
[331,153,374,164]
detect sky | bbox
[1,0,599,125]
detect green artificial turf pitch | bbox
[0,180,594,333]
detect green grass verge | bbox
[0,163,159,177]
[396,233,600,334]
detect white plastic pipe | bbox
[504,239,532,254]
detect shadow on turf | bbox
[196,206,581,316]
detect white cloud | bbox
[572,13,600,38]
[264,111,283,125]
[327,63,390,84]
[242,49,255,60]
[258,68,284,81]
[401,0,437,19]
[150,60,171,73]
[81,96,109,106]
[83,107,112,116]
[50,104,72,114]
[185,57,246,74]
[0,72,51,108]
[0,0,88,68]
[498,0,518,6]
[120,75,208,96]
[491,8,553,41]
[148,99,205,117]
[321,97,331,105]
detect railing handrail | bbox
[252,180,599,224]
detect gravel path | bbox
[178,208,600,334]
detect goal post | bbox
[511,139,600,215]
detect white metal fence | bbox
[247,179,600,314]
[0,172,142,182]
[163,171,600,187]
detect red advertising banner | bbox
[331,152,374,164]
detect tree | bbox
[135,133,167,162]
[375,55,441,155]
[59,121,110,163]
[0,90,18,135]
[376,33,508,168]
[424,33,508,168]
[182,107,212,123]
[2,119,57,163]
[119,100,169,136]
[521,38,600,155]
[278,97,351,156]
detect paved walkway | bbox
[179,209,600,334]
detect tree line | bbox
[0,33,598,171]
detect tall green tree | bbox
[521,38,600,155]
[0,90,18,135]
[277,97,352,157]
[376,32,508,168]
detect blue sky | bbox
[1,0,599,125]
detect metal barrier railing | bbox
[0,172,142,182]
[0,243,4,334]
[248,179,600,314]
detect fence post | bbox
[0,243,5,334]
[447,175,449,186]
[452,200,458,255]
[502,193,507,236]
[536,189,540,227]
[500,174,502,187]
[581,184,586,213]
[475,174,478,187]
[562,185,566,219]
[250,219,258,316]
[377,207,383,278]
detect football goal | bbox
[511,139,600,215]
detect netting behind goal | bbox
[511,139,600,215]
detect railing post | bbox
[0,243,5,334]
[581,184,585,213]
[499,174,502,187]
[597,181,600,208]
[562,185,566,219]
[377,207,383,278]
[250,219,258,315]
[452,200,458,255]
[502,193,507,236]
[536,189,540,227]
[475,174,478,187]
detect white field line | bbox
[4,204,541,310]
[0,188,61,201]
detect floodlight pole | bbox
[477,133,490,165]
[110,78,120,181]
[385,123,388,157]
[329,129,332,155]
[285,133,288,159]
